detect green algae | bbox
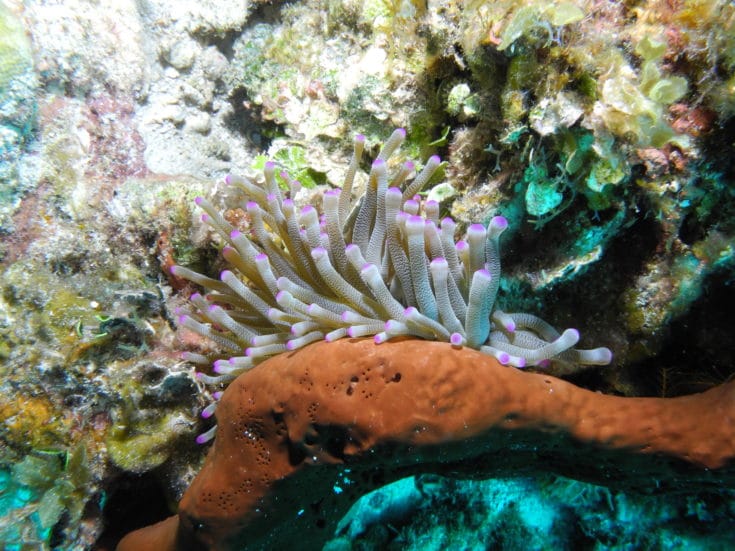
[523,162,564,218]
[107,411,189,473]
[1,261,102,345]
[252,145,328,190]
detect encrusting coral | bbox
[118,338,735,551]
[169,128,612,443]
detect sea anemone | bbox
[171,128,612,443]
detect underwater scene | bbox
[1,0,735,549]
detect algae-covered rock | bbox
[0,1,38,231]
[107,411,193,473]
[0,2,32,91]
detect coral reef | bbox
[2,0,734,548]
[438,0,735,366]
[117,338,735,551]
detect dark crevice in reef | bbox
[500,208,660,393]
[554,213,661,391]
[701,116,735,182]
[192,0,293,48]
[96,470,171,550]
[223,86,280,151]
[630,266,735,398]
[246,0,293,27]
[203,28,242,61]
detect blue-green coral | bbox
[0,446,91,549]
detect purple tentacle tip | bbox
[213,360,226,373]
[194,196,203,205]
[491,216,508,229]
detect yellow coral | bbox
[0,395,74,449]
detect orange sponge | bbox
[118,338,735,550]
